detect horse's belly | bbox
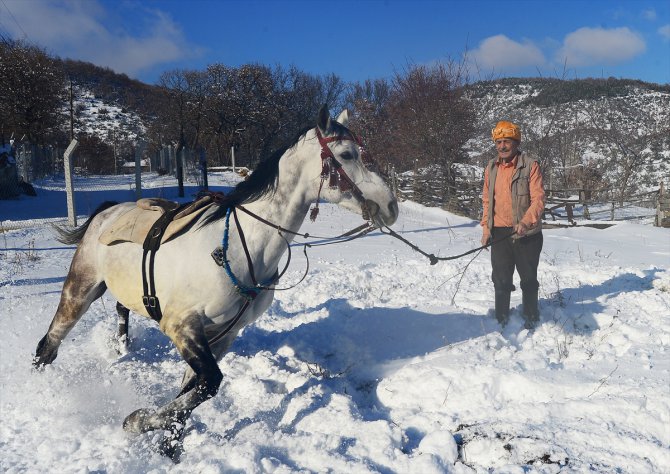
[101,243,149,316]
[100,242,235,319]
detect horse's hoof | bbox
[32,354,55,370]
[159,428,185,463]
[112,335,129,356]
[123,408,155,434]
[34,336,58,367]
[32,356,46,370]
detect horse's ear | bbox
[335,109,349,127]
[317,104,331,133]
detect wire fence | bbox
[1,141,668,232]
[0,142,236,232]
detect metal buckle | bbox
[143,296,157,308]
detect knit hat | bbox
[491,121,521,141]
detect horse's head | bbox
[311,105,398,227]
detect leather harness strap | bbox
[232,207,259,287]
[141,205,184,322]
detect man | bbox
[481,121,546,329]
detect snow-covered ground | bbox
[1,173,669,473]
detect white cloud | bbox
[641,8,657,21]
[469,35,545,71]
[556,27,646,67]
[2,0,198,78]
[659,24,670,41]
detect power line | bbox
[0,0,28,40]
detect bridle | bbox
[207,130,382,345]
[311,128,376,221]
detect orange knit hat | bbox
[491,121,521,141]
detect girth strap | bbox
[141,206,183,322]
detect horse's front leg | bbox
[122,313,223,459]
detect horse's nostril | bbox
[389,200,399,220]
[364,199,398,226]
[364,200,380,219]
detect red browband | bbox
[311,128,372,221]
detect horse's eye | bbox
[340,151,354,161]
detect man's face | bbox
[495,138,519,162]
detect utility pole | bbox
[69,78,74,141]
[112,130,117,175]
[231,128,245,173]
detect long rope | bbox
[379,226,517,265]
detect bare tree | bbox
[346,78,392,161]
[385,60,475,208]
[582,88,669,204]
[0,40,65,144]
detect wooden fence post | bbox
[63,139,78,227]
[566,203,575,225]
[657,182,669,227]
[579,189,591,220]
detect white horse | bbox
[33,105,398,458]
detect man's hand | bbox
[515,222,528,236]
[481,230,490,246]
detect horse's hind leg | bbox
[34,264,106,367]
[116,302,130,351]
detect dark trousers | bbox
[490,227,543,294]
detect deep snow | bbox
[1,173,669,473]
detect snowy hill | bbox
[464,79,670,194]
[1,173,669,472]
[68,86,146,143]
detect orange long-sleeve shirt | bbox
[481,155,545,230]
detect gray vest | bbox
[486,152,542,237]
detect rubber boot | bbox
[494,291,511,327]
[522,290,539,329]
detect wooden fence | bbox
[544,185,665,226]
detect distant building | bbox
[121,158,151,173]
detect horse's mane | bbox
[202,125,314,225]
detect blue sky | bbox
[2,0,669,85]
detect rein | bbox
[236,204,373,240]
[211,204,377,297]
[379,226,517,265]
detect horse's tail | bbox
[53,201,118,245]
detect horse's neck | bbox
[236,147,316,269]
[243,195,309,241]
